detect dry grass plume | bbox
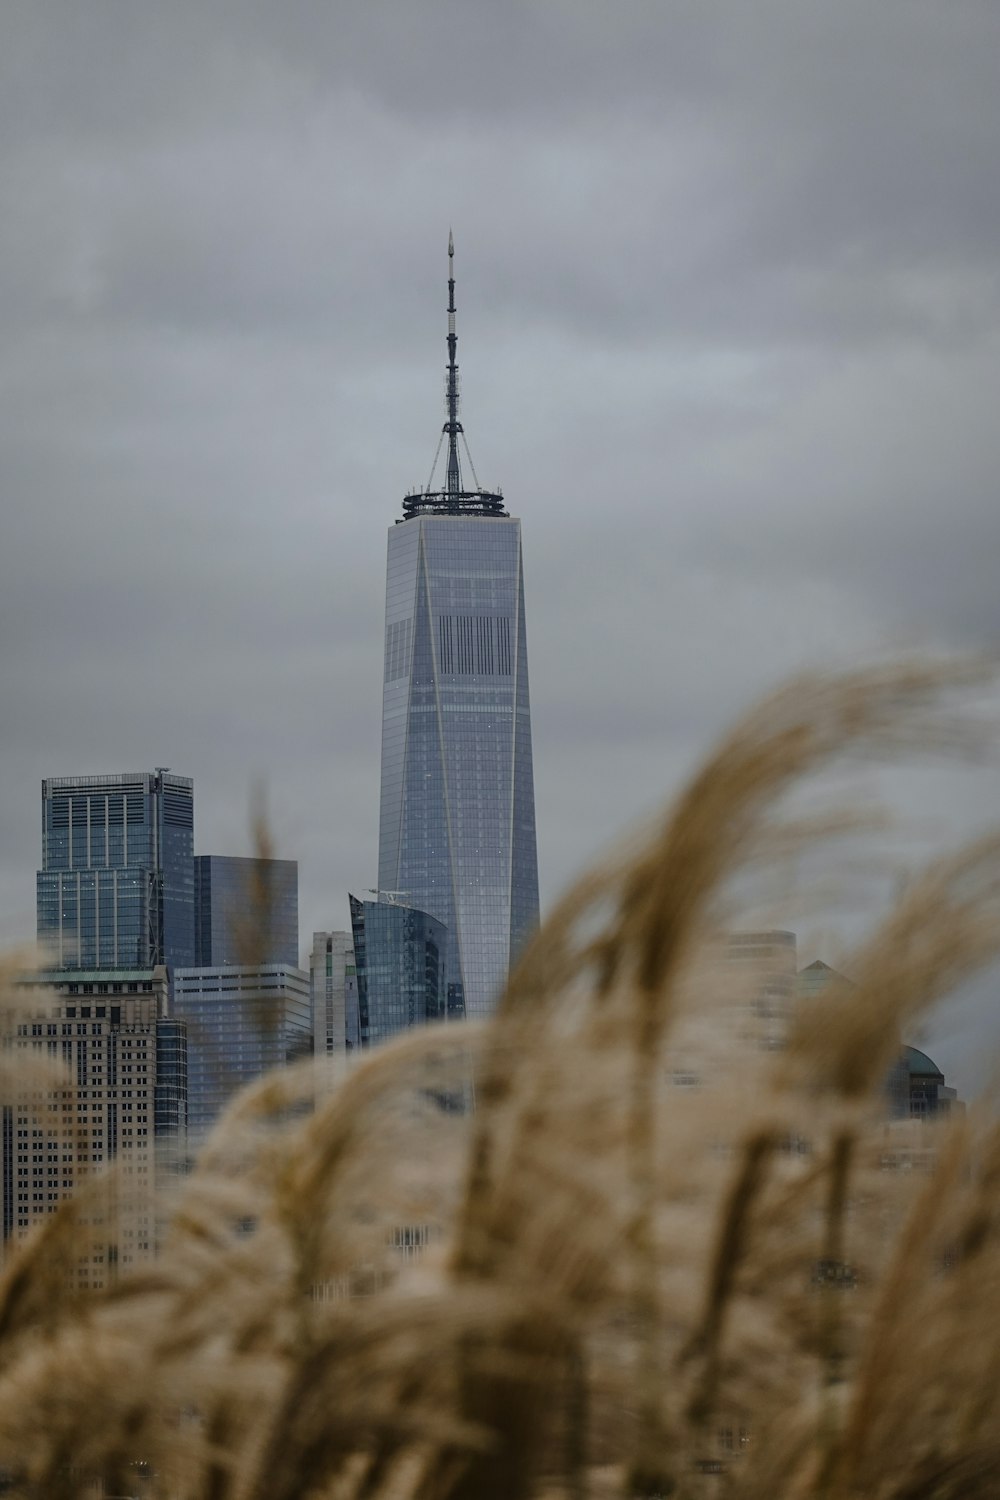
[1,660,1000,1499]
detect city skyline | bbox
[2,5,1000,1093]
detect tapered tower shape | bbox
[377,237,539,1019]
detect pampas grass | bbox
[2,661,1000,1499]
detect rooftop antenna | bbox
[445,229,461,496]
[400,235,507,522]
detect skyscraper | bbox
[194,855,299,967]
[37,771,195,971]
[377,237,539,1019]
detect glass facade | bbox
[377,515,539,1018]
[172,964,311,1141]
[36,772,194,971]
[155,1019,189,1138]
[349,895,447,1047]
[194,855,299,967]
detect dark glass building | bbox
[902,1046,960,1117]
[376,239,539,1019]
[194,855,299,966]
[155,1017,189,1138]
[36,771,194,970]
[349,895,447,1047]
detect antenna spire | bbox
[399,235,507,522]
[445,230,462,495]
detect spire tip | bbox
[400,240,508,519]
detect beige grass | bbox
[2,660,1000,1499]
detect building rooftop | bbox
[399,235,507,524]
[902,1045,944,1080]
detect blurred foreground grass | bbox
[2,662,1000,1499]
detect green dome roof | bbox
[903,1045,943,1079]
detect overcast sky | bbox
[2,3,1000,1089]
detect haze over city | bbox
[2,3,1000,1090]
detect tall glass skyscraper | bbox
[37,771,195,971]
[377,238,539,1018]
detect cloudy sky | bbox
[3,3,999,1086]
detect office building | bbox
[348,895,447,1048]
[724,930,798,1049]
[309,930,354,1060]
[902,1046,961,1118]
[155,1015,189,1138]
[797,961,964,1119]
[172,964,311,1140]
[797,957,908,1112]
[195,855,299,967]
[796,958,846,1006]
[36,771,194,971]
[1,967,179,1287]
[377,237,539,1018]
